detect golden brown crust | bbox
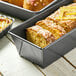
[27,25,55,42]
[26,25,56,48]
[23,0,54,11]
[46,3,76,32]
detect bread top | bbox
[47,3,76,19]
[27,25,55,42]
[26,0,53,6]
[47,3,76,30]
[36,20,66,34]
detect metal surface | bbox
[9,0,73,68]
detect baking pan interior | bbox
[9,0,73,50]
[0,0,63,20]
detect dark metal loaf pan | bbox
[9,0,74,68]
[0,15,14,38]
[0,0,59,20]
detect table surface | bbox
[0,18,76,76]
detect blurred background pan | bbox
[0,0,61,20]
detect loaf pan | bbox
[9,0,74,68]
[0,0,60,20]
[0,15,14,38]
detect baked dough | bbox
[26,25,55,48]
[46,3,76,32]
[23,0,54,11]
[0,16,12,32]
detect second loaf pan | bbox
[9,0,74,68]
[0,0,58,20]
[0,0,61,20]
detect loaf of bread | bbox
[26,25,55,48]
[26,3,76,48]
[23,0,54,11]
[46,3,76,32]
[36,20,66,39]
